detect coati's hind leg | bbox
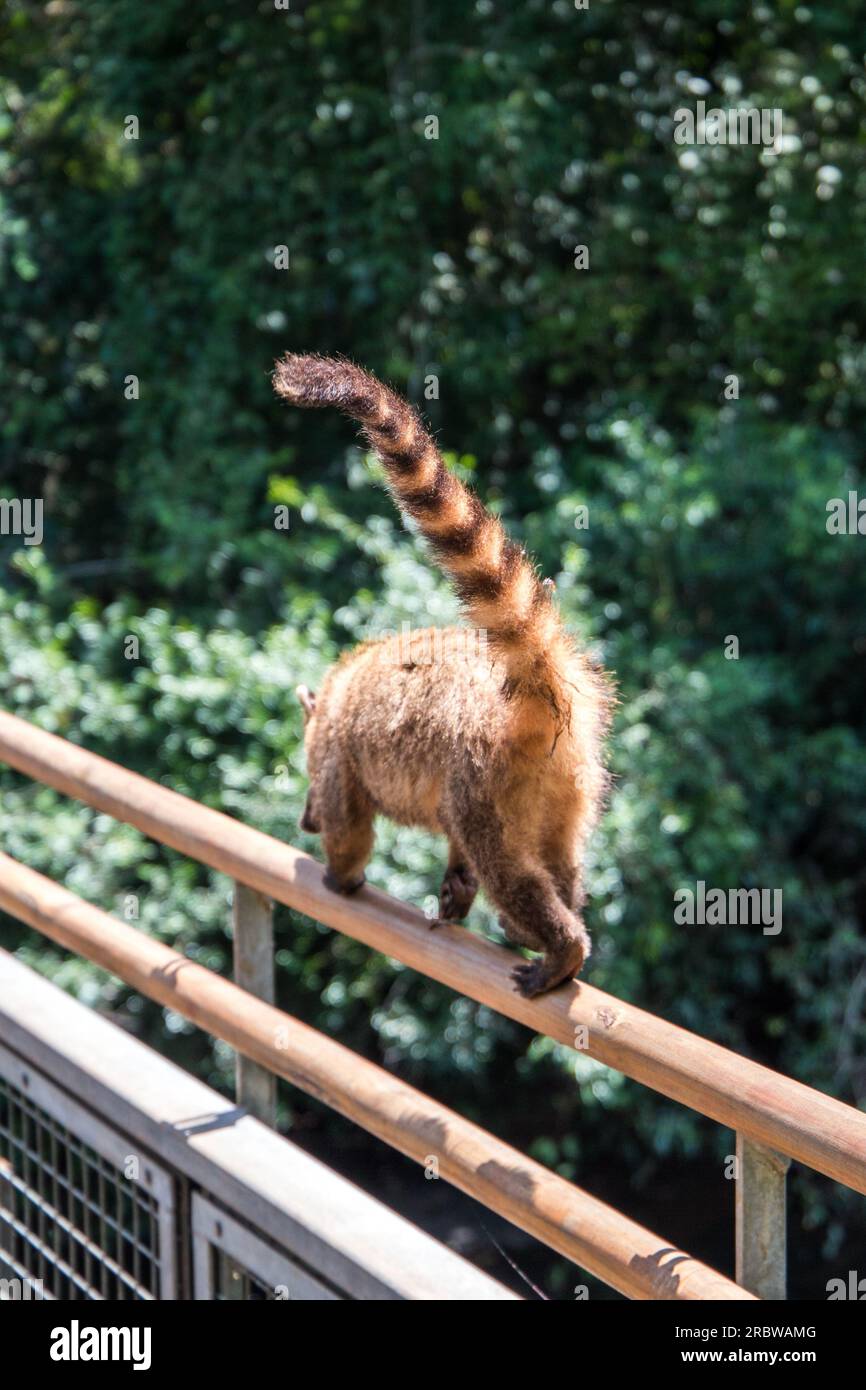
[540,840,584,912]
[317,759,375,896]
[539,795,594,911]
[438,843,479,923]
[459,813,590,998]
[502,872,590,998]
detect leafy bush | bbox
[2,0,864,1293]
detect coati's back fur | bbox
[274,354,613,996]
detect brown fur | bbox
[275,354,614,997]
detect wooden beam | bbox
[232,882,276,1126]
[0,850,753,1300]
[1,708,865,1195]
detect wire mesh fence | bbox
[0,1074,166,1300]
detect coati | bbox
[274,355,613,997]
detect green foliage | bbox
[1,0,865,1290]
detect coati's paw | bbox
[438,864,478,922]
[323,868,366,896]
[511,955,581,999]
[511,960,552,998]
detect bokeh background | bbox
[1,0,865,1298]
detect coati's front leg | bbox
[299,791,321,834]
[316,759,375,896]
[438,845,479,923]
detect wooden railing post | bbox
[232,882,276,1127]
[735,1134,791,1299]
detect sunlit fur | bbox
[274,354,614,997]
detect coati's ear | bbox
[296,684,317,722]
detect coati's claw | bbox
[323,868,366,896]
[511,960,557,998]
[511,961,542,998]
[512,952,584,998]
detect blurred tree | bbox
[1,0,864,1296]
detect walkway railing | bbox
[1,707,865,1298]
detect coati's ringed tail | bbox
[273,353,575,735]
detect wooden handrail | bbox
[1,707,865,1195]
[0,850,753,1300]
